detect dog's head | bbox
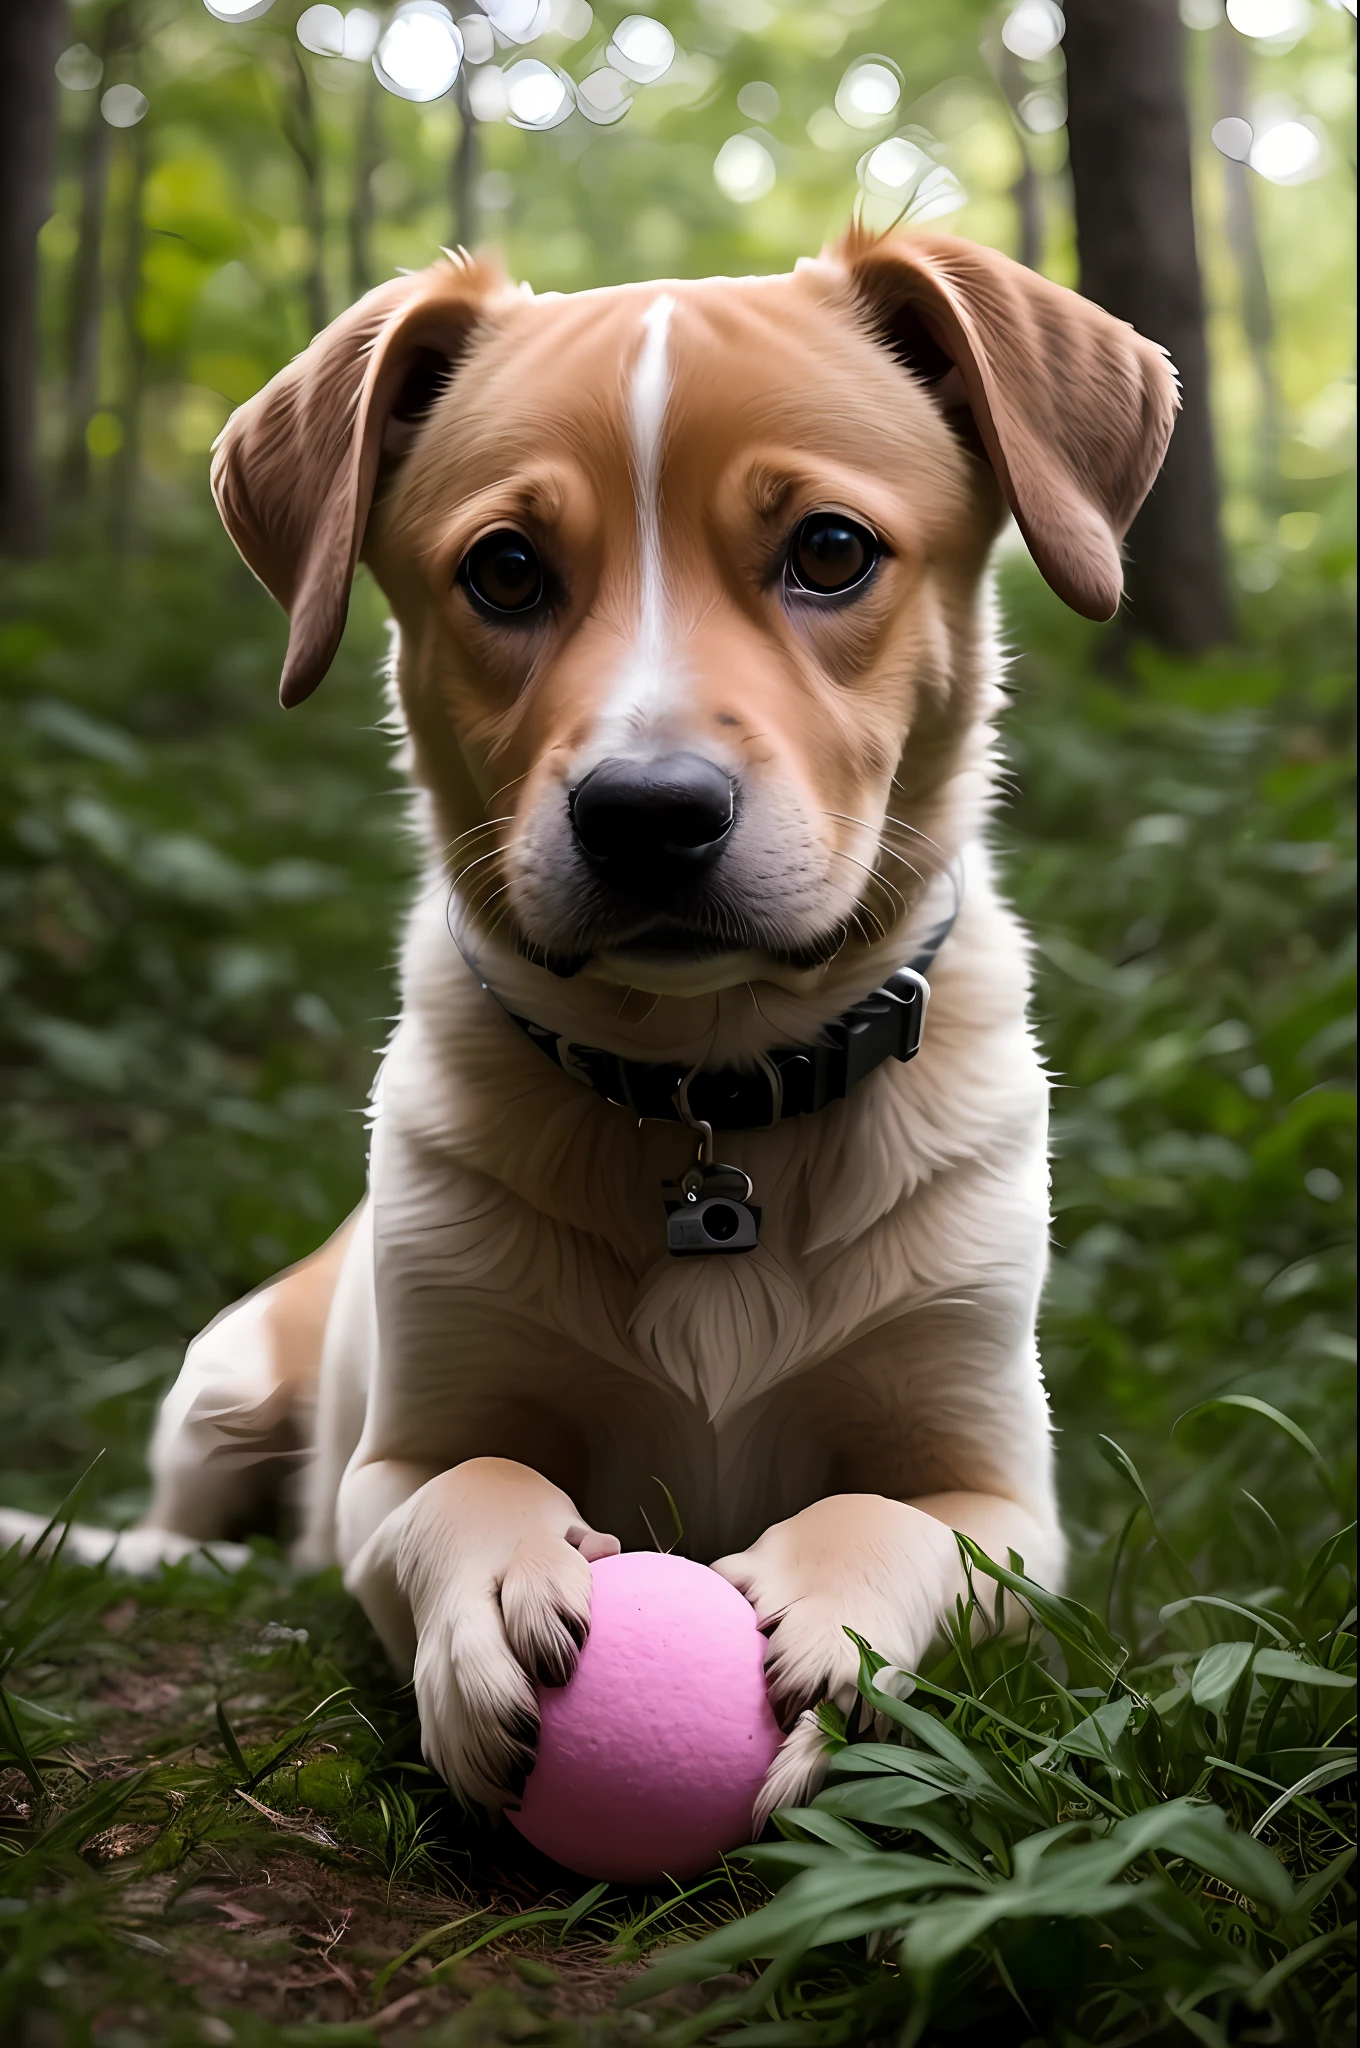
[213,232,1175,1003]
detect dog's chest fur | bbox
[362,844,1049,1551]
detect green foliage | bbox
[41,0,1357,577]
[1000,562,1355,1606]
[628,1526,1355,2044]
[0,526,405,1520]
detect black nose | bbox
[570,753,735,888]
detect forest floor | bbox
[2,1552,711,2044]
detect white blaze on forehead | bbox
[596,293,680,746]
[631,292,675,535]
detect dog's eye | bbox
[785,513,879,598]
[459,530,545,618]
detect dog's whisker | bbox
[442,834,508,872]
[439,814,515,855]
[484,771,528,811]
[822,810,932,895]
[882,813,948,860]
[449,840,511,894]
[824,807,940,868]
[829,846,908,923]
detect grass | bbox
[0,515,1354,2043]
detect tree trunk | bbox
[1010,149,1042,274]
[62,5,129,498]
[0,0,68,554]
[61,102,111,497]
[998,45,1043,272]
[1063,0,1234,650]
[348,64,381,301]
[451,74,479,252]
[285,48,327,338]
[1212,22,1279,494]
[110,107,148,551]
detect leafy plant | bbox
[629,1516,1356,2045]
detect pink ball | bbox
[508,1550,783,1884]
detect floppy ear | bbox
[211,252,503,706]
[831,229,1179,621]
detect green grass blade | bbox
[954,1536,1129,1685]
[1174,1394,1326,1470]
[1160,1593,1294,1643]
[1246,1922,1358,2011]
[1250,1753,1359,1839]
[214,1699,248,1778]
[426,1885,613,1981]
[1096,1433,1153,1505]
[0,1682,46,1799]
[369,1910,488,2006]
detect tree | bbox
[0,0,68,553]
[1064,0,1234,651]
[62,4,133,499]
[1211,21,1280,492]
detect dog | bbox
[20,228,1178,1827]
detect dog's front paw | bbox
[714,1494,963,1827]
[398,1476,618,1809]
[410,1570,542,1808]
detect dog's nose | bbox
[570,753,735,884]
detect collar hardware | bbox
[494,876,959,1136]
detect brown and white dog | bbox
[56,231,1179,1824]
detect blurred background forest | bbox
[0,2,1354,2038]
[0,0,1354,1587]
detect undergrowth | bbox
[0,522,1354,2043]
[0,1443,1353,2044]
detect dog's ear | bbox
[211,253,503,706]
[830,229,1178,621]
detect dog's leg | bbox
[337,1454,619,1808]
[293,1199,378,1571]
[714,1488,1063,1828]
[143,1213,358,1542]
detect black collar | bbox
[486,877,961,1134]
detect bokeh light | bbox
[607,17,676,85]
[859,138,965,222]
[101,84,149,128]
[459,15,496,64]
[297,6,346,55]
[1212,115,1255,161]
[55,45,104,91]
[1019,88,1067,133]
[714,133,776,203]
[374,1,464,102]
[835,58,903,130]
[504,58,574,128]
[298,6,379,58]
[577,68,634,125]
[736,81,779,123]
[1000,0,1065,61]
[1226,0,1312,38]
[481,0,544,42]
[201,0,276,20]
[860,136,928,194]
[467,64,510,119]
[343,9,381,59]
[550,0,595,40]
[1250,117,1323,180]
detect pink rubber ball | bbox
[508,1549,783,1884]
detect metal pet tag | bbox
[663,1069,761,1256]
[662,1159,761,1257]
